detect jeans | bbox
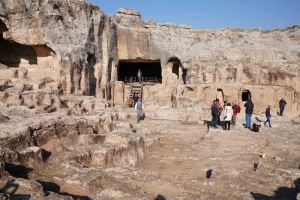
[264,116,271,127]
[280,107,284,116]
[211,115,218,128]
[246,114,252,128]
[182,75,186,84]
[217,114,221,125]
[138,76,141,84]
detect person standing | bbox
[223,103,233,130]
[216,99,223,126]
[137,69,142,84]
[244,99,254,129]
[211,100,219,128]
[232,101,240,126]
[182,67,188,85]
[135,98,144,123]
[279,98,287,116]
[133,92,139,106]
[264,105,272,127]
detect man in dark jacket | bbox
[211,100,219,128]
[264,105,272,127]
[244,99,254,129]
[279,98,287,116]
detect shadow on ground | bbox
[250,177,300,200]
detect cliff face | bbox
[112,9,300,116]
[0,2,300,116]
[115,15,300,89]
[0,0,118,98]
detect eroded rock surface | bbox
[0,1,300,199]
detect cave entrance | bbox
[167,58,181,79]
[242,90,251,101]
[117,59,162,84]
[165,57,182,85]
[0,33,37,68]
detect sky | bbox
[87,0,300,30]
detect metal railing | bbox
[124,77,161,84]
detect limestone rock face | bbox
[1,1,300,117]
[111,12,300,116]
[0,0,118,99]
[0,2,300,198]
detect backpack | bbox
[236,105,240,113]
[252,123,259,132]
[212,106,218,115]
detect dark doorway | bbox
[87,54,96,96]
[172,63,179,79]
[168,58,181,79]
[0,34,37,67]
[242,90,251,101]
[217,88,224,104]
[118,59,161,83]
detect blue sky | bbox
[88,0,300,30]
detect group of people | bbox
[211,97,287,130]
[211,99,240,130]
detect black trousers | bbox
[224,121,231,130]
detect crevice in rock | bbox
[0,19,8,33]
[87,54,96,96]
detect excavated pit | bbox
[0,106,161,199]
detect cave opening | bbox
[168,58,181,79]
[0,33,38,68]
[217,88,225,105]
[242,90,251,101]
[117,59,162,84]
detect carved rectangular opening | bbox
[117,59,162,84]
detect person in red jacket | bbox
[232,101,240,126]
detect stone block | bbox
[18,67,28,78]
[113,81,125,105]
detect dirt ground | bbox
[1,108,299,200]
[112,111,300,199]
